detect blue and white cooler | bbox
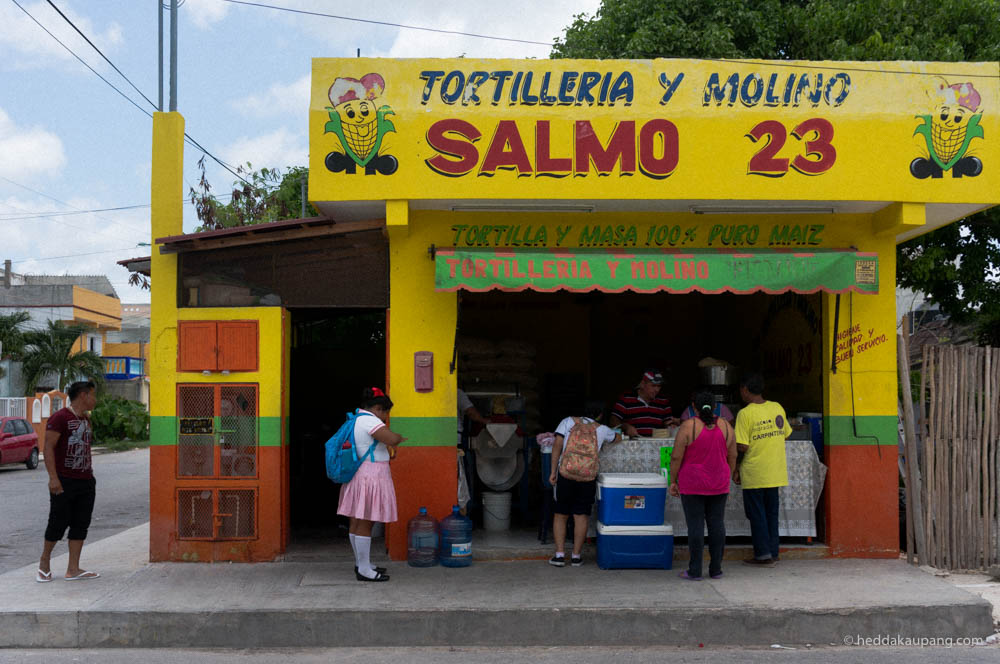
[596,522,674,570]
[597,472,669,526]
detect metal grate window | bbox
[178,385,213,417]
[177,489,214,538]
[218,489,256,538]
[219,385,258,477]
[178,434,214,477]
[178,385,216,477]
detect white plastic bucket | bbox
[482,491,511,531]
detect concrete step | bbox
[0,526,992,649]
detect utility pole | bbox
[169,0,178,112]
[300,173,307,218]
[157,0,163,111]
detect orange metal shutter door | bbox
[217,321,259,372]
[178,321,218,371]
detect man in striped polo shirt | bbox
[609,369,678,437]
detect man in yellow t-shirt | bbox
[734,373,792,567]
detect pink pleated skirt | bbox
[337,460,398,523]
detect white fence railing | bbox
[0,397,27,418]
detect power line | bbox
[219,0,554,47]
[13,0,252,187]
[0,204,150,220]
[45,0,159,110]
[10,246,147,264]
[9,0,154,119]
[0,175,144,238]
[0,190,246,221]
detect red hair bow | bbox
[371,387,386,397]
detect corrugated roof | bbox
[155,217,384,254]
[20,275,118,299]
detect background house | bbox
[103,303,150,405]
[0,263,122,395]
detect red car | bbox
[0,416,40,470]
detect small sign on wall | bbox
[414,351,433,392]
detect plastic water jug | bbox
[439,505,473,567]
[407,506,439,567]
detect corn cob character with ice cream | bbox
[324,73,398,175]
[911,80,984,179]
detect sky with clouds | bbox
[2,0,600,303]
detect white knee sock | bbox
[349,533,358,565]
[355,535,376,578]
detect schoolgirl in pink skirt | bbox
[337,387,406,582]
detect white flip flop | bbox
[36,569,53,583]
[64,570,100,581]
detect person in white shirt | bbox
[547,401,621,567]
[336,387,406,582]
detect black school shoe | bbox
[742,557,776,567]
[549,555,566,567]
[571,556,583,567]
[356,569,390,582]
[355,566,387,574]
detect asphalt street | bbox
[0,448,149,576]
[0,646,998,663]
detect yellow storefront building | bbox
[148,57,997,562]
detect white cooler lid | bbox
[597,522,673,535]
[597,472,668,488]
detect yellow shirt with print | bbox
[735,401,792,489]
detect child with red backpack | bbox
[548,401,621,567]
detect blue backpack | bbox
[325,410,378,484]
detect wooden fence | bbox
[902,339,1000,570]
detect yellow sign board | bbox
[309,58,999,204]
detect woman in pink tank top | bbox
[669,392,737,580]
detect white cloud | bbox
[0,108,66,179]
[232,75,311,118]
[0,192,150,304]
[184,0,230,29]
[219,127,308,170]
[0,1,123,70]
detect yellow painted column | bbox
[385,203,459,559]
[149,112,184,560]
[822,224,901,557]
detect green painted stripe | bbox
[826,415,898,446]
[147,416,282,447]
[391,417,457,447]
[150,416,175,446]
[259,417,281,446]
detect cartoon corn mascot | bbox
[911,80,984,179]
[324,73,397,175]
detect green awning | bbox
[434,248,878,295]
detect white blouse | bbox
[353,410,389,462]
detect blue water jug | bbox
[439,505,473,567]
[407,506,439,567]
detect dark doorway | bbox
[288,308,386,548]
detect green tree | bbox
[190,157,318,232]
[128,161,319,289]
[0,312,30,380]
[21,321,105,395]
[553,0,1000,343]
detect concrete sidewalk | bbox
[0,524,994,649]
